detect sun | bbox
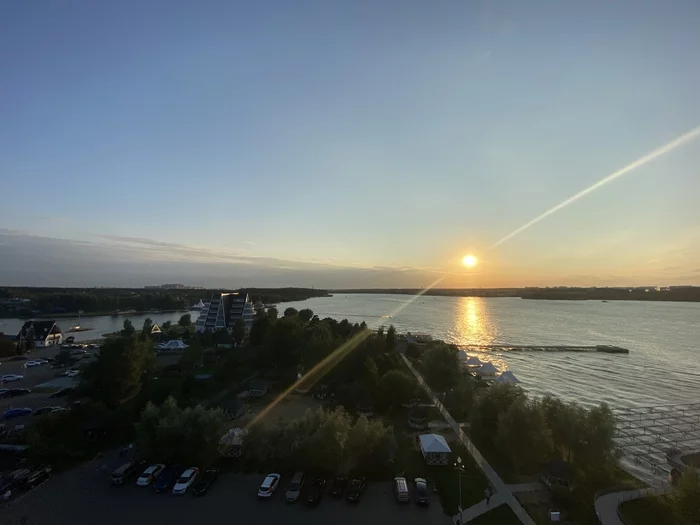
[462,254,478,268]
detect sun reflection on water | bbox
[453,297,508,371]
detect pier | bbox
[459,344,629,354]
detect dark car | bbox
[50,387,74,398]
[110,460,145,486]
[346,477,366,503]
[152,465,183,493]
[4,388,31,398]
[22,468,52,489]
[3,408,32,420]
[32,406,62,417]
[414,478,430,506]
[191,468,219,496]
[306,478,326,506]
[329,476,347,498]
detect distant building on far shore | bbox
[195,292,255,335]
[144,284,204,289]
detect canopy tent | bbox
[466,356,484,367]
[418,434,451,465]
[150,323,162,335]
[497,370,521,384]
[476,362,498,381]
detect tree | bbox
[445,377,477,420]
[178,313,191,327]
[0,338,17,358]
[80,336,154,407]
[161,321,172,331]
[284,307,298,318]
[180,340,204,370]
[233,318,246,346]
[121,319,135,337]
[213,328,232,345]
[267,307,278,321]
[405,343,421,359]
[421,343,460,391]
[250,315,270,346]
[673,467,700,525]
[378,370,415,409]
[363,358,380,394]
[140,317,153,340]
[470,383,525,445]
[386,325,397,351]
[135,396,228,465]
[298,308,314,323]
[497,398,553,473]
[346,415,396,475]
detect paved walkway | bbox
[452,494,506,524]
[594,486,669,525]
[400,355,536,525]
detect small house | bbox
[418,433,452,466]
[496,370,521,384]
[18,321,62,348]
[243,379,270,398]
[475,362,498,382]
[541,460,574,491]
[218,427,249,457]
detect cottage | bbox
[17,321,62,348]
[418,433,452,466]
[475,362,498,382]
[243,379,270,398]
[218,427,249,457]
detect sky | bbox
[1,0,699,288]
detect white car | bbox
[257,473,281,498]
[64,370,79,377]
[172,467,199,495]
[1,375,24,383]
[24,360,44,368]
[136,464,166,486]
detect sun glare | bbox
[462,254,477,268]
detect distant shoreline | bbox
[329,288,700,302]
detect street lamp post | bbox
[454,456,465,525]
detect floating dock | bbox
[460,344,629,354]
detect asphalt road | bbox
[2,452,450,525]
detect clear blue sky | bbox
[1,0,699,287]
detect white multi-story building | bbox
[195,292,255,335]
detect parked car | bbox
[32,406,62,417]
[172,467,199,495]
[4,388,31,398]
[50,387,74,398]
[21,468,52,489]
[191,468,219,496]
[346,477,367,503]
[0,389,8,397]
[51,407,69,414]
[1,374,24,382]
[24,360,44,368]
[414,478,430,506]
[285,471,305,503]
[152,465,183,493]
[329,476,347,498]
[110,460,144,486]
[64,369,79,377]
[306,478,326,506]
[257,473,281,498]
[136,464,165,486]
[3,408,32,419]
[394,476,410,503]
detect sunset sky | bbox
[1,1,699,288]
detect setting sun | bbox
[462,254,478,268]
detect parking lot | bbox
[2,451,450,525]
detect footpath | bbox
[399,355,536,525]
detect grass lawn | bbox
[619,496,677,525]
[468,504,521,525]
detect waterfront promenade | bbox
[400,354,536,525]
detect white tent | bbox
[496,370,521,384]
[466,356,484,367]
[476,362,498,381]
[418,433,452,465]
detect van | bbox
[110,461,138,486]
[394,476,410,502]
